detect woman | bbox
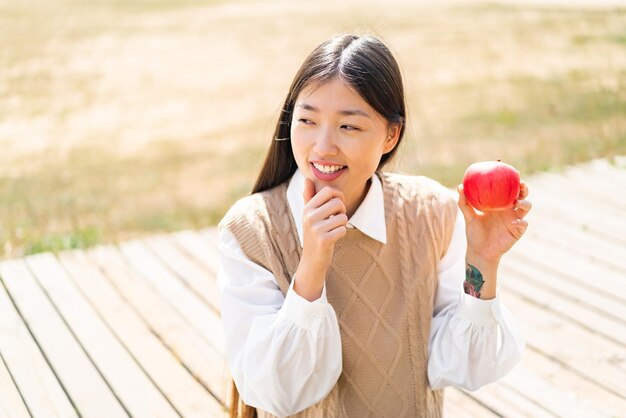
[217,34,530,418]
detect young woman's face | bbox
[290,77,399,216]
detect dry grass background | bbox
[1,0,625,258]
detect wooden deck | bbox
[1,157,625,418]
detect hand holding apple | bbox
[457,160,531,263]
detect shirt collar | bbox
[286,168,387,245]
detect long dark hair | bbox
[251,34,407,194]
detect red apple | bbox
[462,160,521,211]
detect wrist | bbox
[466,257,500,274]
[299,251,330,275]
[466,250,501,267]
[294,257,328,302]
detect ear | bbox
[382,123,401,154]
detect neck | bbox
[345,178,371,219]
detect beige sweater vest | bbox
[221,171,458,418]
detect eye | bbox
[298,118,315,125]
[341,124,360,131]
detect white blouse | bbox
[217,169,525,418]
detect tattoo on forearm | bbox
[464,264,484,298]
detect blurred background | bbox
[1,0,625,259]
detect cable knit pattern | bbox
[222,171,458,418]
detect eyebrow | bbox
[296,103,371,118]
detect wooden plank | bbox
[170,230,221,276]
[87,244,231,410]
[444,388,501,418]
[498,363,609,418]
[559,166,626,208]
[461,382,556,418]
[59,249,226,418]
[119,239,224,353]
[0,271,47,418]
[201,227,219,245]
[500,261,626,346]
[531,171,626,211]
[504,249,625,323]
[507,234,626,303]
[528,205,626,270]
[516,232,626,306]
[26,252,180,418]
[199,228,221,272]
[521,346,626,417]
[527,172,623,216]
[525,185,626,243]
[522,216,626,274]
[0,257,128,418]
[503,290,626,399]
[532,168,624,212]
[0,273,77,418]
[525,216,626,273]
[499,258,626,344]
[525,178,625,235]
[0,353,30,418]
[142,234,220,313]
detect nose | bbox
[312,127,339,156]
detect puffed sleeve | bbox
[217,226,342,417]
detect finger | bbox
[303,177,316,204]
[312,215,348,244]
[313,197,347,220]
[511,218,528,239]
[513,199,532,219]
[307,185,345,209]
[325,224,348,242]
[319,213,349,231]
[518,181,529,200]
[457,184,478,222]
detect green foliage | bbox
[25,227,101,255]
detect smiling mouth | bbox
[311,162,346,174]
[310,162,347,181]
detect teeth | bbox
[313,163,345,174]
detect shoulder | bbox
[380,172,460,258]
[219,184,282,228]
[218,182,289,233]
[219,192,264,231]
